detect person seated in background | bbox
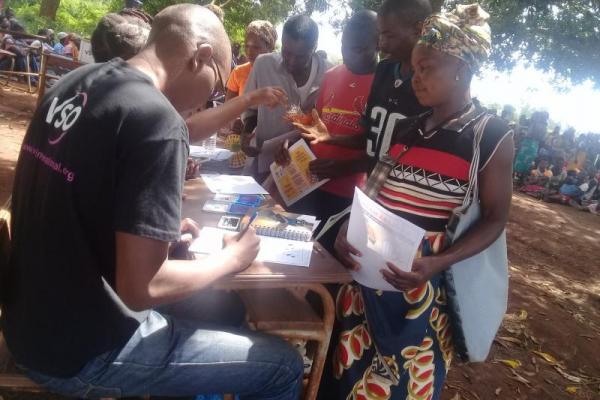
[0,35,27,73]
[242,15,329,181]
[226,20,278,101]
[275,10,379,250]
[4,8,25,33]
[0,15,9,30]
[520,158,553,199]
[514,111,548,185]
[62,33,80,60]
[37,28,56,52]
[531,158,553,179]
[53,32,68,55]
[558,171,585,205]
[565,171,600,212]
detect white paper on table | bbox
[346,188,425,291]
[201,174,269,195]
[190,146,232,161]
[257,236,313,267]
[258,130,300,173]
[189,227,313,268]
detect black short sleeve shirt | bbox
[2,59,189,377]
[361,59,429,162]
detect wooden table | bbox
[182,178,352,400]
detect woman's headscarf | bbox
[246,20,278,52]
[417,3,491,71]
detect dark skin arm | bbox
[273,109,370,179]
[274,138,370,179]
[292,109,367,149]
[225,89,239,102]
[382,134,515,290]
[186,87,287,143]
[241,114,260,157]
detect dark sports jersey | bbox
[376,107,512,233]
[361,59,429,161]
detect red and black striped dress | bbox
[326,108,512,400]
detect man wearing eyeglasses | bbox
[2,5,303,399]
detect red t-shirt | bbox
[313,65,374,198]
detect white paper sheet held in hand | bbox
[347,188,425,291]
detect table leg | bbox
[25,53,32,93]
[303,283,334,400]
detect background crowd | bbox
[0,6,82,85]
[3,3,598,217]
[508,107,600,214]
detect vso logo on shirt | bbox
[46,92,88,145]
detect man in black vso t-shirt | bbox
[1,5,303,399]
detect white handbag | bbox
[443,114,509,362]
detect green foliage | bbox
[342,0,600,87]
[217,0,297,46]
[6,0,120,37]
[463,0,600,87]
[141,0,297,45]
[6,0,599,88]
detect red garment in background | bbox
[312,64,374,198]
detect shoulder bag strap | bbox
[462,114,493,207]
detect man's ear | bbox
[190,43,214,73]
[457,62,473,85]
[414,21,424,37]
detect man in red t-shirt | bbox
[276,10,378,250]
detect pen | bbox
[237,211,258,241]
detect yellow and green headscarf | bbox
[417,3,491,71]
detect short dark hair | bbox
[91,12,151,62]
[379,0,433,23]
[345,9,378,40]
[282,15,318,48]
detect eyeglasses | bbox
[209,57,225,102]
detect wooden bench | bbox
[0,29,46,93]
[36,51,83,103]
[0,46,83,98]
[238,287,335,400]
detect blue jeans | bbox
[23,290,303,399]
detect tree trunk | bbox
[39,0,61,20]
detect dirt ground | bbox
[0,87,599,400]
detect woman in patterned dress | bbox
[321,4,514,400]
